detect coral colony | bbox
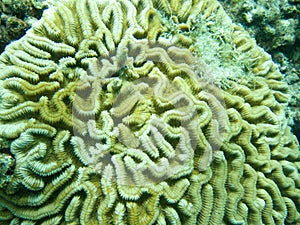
[0,0,299,224]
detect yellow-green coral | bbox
[0,0,299,224]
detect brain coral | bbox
[0,0,299,224]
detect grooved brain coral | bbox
[0,0,299,224]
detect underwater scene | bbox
[0,0,299,224]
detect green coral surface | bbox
[0,0,299,224]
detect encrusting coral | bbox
[0,0,299,224]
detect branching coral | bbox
[0,0,299,224]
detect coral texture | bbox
[219,0,300,143]
[0,0,299,224]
